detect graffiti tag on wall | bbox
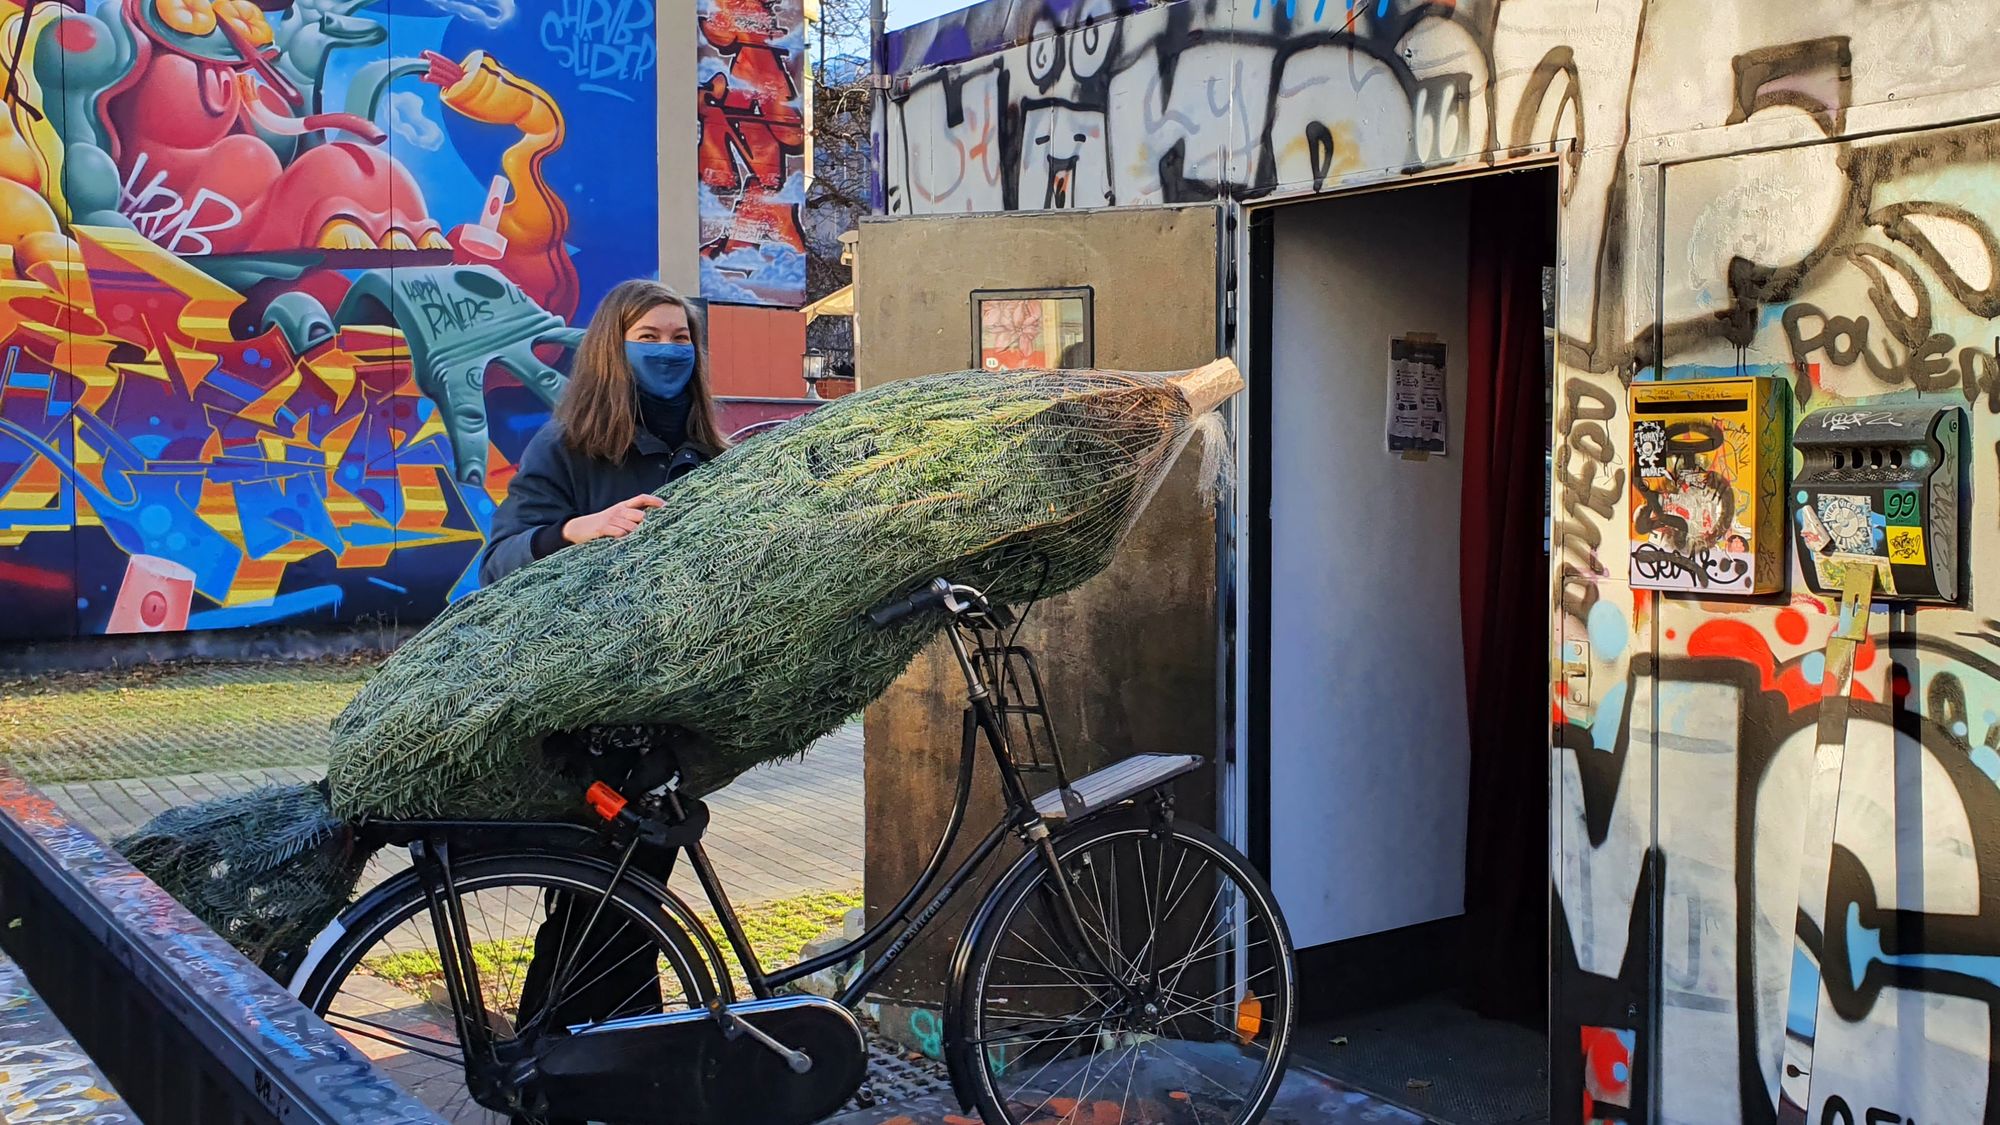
[697,0,807,306]
[0,0,659,640]
[879,1,2000,1121]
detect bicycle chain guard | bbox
[528,995,867,1124]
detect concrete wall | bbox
[853,205,1220,1010]
[880,1,2000,1121]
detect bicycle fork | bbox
[969,693,1135,1008]
[408,838,523,1107]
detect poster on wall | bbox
[0,0,659,641]
[697,0,809,307]
[1385,336,1448,455]
[973,289,1094,370]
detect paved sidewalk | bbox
[44,722,866,908]
[825,1063,1425,1125]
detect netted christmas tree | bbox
[119,360,1241,968]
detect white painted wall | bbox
[1267,182,1474,950]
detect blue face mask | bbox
[627,341,697,401]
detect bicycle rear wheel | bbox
[294,853,721,1124]
[954,817,1296,1125]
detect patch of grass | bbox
[358,888,863,1011]
[710,889,863,975]
[0,659,374,783]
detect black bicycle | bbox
[286,579,1297,1124]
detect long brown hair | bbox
[555,280,730,461]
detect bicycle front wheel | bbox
[955,817,1296,1125]
[294,852,721,1124]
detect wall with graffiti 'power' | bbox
[882,1,2000,1122]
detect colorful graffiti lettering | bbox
[0,0,660,640]
[696,0,806,306]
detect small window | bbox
[971,287,1094,371]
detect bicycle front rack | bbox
[970,629,1076,792]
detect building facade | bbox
[871,1,2000,1121]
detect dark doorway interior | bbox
[1250,166,1558,1125]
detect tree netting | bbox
[118,361,1241,967]
[114,782,367,970]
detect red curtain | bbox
[1459,170,1555,1025]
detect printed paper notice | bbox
[1386,337,1448,455]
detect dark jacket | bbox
[479,423,715,585]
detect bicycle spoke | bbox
[975,1016,1118,1049]
[1060,1039,1140,1124]
[1158,883,1230,1001]
[973,829,1292,1125]
[1017,1025,1105,1124]
[321,1014,464,1064]
[1158,961,1281,1027]
[542,924,656,1024]
[1160,930,1272,994]
[1004,1024,1100,1114]
[1015,909,1117,995]
[1128,841,1204,974]
[1139,835,1162,981]
[314,865,698,1125]
[1117,1027,1141,1125]
[1073,857,1132,980]
[1148,1036,1254,1104]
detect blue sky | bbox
[886,0,979,31]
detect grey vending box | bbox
[1792,404,1964,603]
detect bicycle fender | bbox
[286,864,423,995]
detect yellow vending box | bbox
[1628,376,1787,595]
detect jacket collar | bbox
[634,428,678,456]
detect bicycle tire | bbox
[294,852,724,1123]
[950,816,1297,1125]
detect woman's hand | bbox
[562,494,666,544]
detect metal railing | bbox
[0,769,443,1124]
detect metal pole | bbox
[869,0,885,79]
[867,0,889,213]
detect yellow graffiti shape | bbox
[0,3,77,279]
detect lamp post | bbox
[801,348,828,399]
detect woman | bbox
[479,280,728,1070]
[480,279,730,582]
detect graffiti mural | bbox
[697,0,807,305]
[880,1,2000,1121]
[0,0,660,640]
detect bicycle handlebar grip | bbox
[866,585,945,628]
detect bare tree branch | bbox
[804,0,875,364]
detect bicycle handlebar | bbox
[865,579,1015,630]
[866,580,949,628]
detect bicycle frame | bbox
[378,590,1142,1104]
[687,606,1098,1009]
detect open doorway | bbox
[1246,167,1559,1124]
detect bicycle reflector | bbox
[1235,993,1264,1043]
[586,781,628,821]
